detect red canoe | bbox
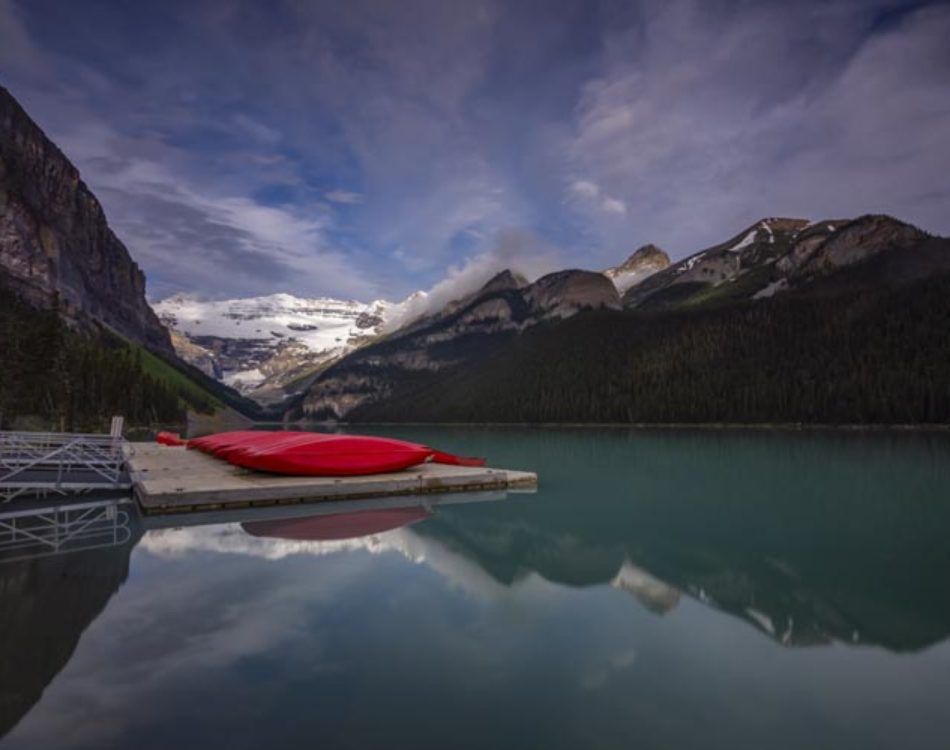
[217,432,328,463]
[162,430,486,476]
[237,434,436,476]
[242,506,431,541]
[188,431,261,454]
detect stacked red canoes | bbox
[164,430,485,477]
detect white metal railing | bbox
[0,424,131,502]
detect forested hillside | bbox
[0,283,264,430]
[341,273,950,425]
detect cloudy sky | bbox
[2,0,948,301]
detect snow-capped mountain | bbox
[152,291,425,403]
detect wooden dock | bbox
[126,443,538,514]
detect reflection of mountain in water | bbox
[0,521,142,739]
[408,434,950,652]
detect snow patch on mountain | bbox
[156,293,389,349]
[729,228,758,253]
[153,291,424,399]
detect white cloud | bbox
[325,189,363,204]
[568,178,627,215]
[569,179,600,199]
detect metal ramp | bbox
[0,424,132,503]
[0,496,136,564]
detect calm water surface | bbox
[3,428,950,749]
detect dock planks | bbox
[126,443,537,514]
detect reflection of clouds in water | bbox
[141,524,402,560]
[142,523,518,602]
[6,543,362,748]
[6,524,591,749]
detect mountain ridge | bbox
[293,213,950,423]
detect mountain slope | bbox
[622,215,941,310]
[295,268,621,419]
[296,216,950,424]
[338,271,950,424]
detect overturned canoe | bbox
[238,434,437,476]
[166,430,486,476]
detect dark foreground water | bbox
[3,427,950,750]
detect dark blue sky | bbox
[2,0,948,301]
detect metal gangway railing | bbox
[0,496,135,563]
[0,418,132,503]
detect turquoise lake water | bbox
[3,427,950,749]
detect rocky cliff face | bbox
[0,86,171,353]
[525,269,621,318]
[780,214,927,279]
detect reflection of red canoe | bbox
[242,507,431,541]
[170,430,486,476]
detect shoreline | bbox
[257,420,950,433]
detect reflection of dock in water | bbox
[0,496,136,565]
[0,496,142,740]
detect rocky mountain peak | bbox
[611,244,670,273]
[604,244,671,293]
[478,269,528,295]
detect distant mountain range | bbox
[3,83,949,427]
[292,213,950,423]
[153,292,423,405]
[154,244,669,405]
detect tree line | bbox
[0,287,191,431]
